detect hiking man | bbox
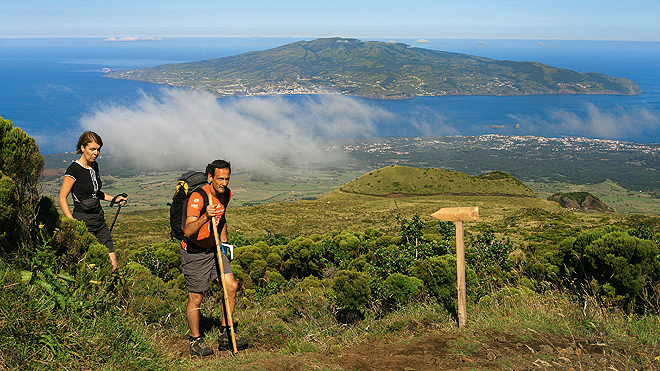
[180,159,248,356]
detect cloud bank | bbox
[509,103,660,140]
[80,89,391,173]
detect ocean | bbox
[1,37,659,154]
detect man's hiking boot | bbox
[218,330,249,351]
[190,336,214,357]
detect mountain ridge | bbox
[107,37,640,99]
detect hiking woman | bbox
[58,131,127,272]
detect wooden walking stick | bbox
[208,193,238,353]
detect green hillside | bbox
[5,116,660,371]
[107,37,640,98]
[339,166,538,197]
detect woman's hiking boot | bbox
[190,336,214,357]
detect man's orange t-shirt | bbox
[182,183,231,251]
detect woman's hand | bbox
[110,193,128,207]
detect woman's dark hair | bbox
[76,131,103,154]
[206,159,231,177]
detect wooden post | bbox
[431,207,478,328]
[455,221,466,328]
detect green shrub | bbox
[556,227,660,311]
[0,117,44,254]
[371,235,401,250]
[129,240,180,281]
[124,270,182,325]
[301,275,325,291]
[333,230,362,259]
[348,255,371,272]
[234,242,288,288]
[410,255,477,313]
[125,261,151,277]
[52,217,101,270]
[382,273,424,304]
[466,230,515,296]
[267,269,286,291]
[249,258,268,284]
[372,243,416,277]
[266,251,282,268]
[17,220,116,314]
[86,240,113,275]
[397,213,425,246]
[332,270,371,312]
[282,237,324,279]
[0,171,18,252]
[372,214,449,279]
[35,195,60,236]
[231,262,245,286]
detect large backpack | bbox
[169,171,208,240]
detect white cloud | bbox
[80,89,391,173]
[509,103,660,140]
[408,107,458,137]
[415,39,431,44]
[103,37,163,42]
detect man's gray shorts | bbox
[180,247,233,293]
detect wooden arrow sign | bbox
[430,206,479,222]
[431,206,479,328]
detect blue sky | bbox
[2,0,659,41]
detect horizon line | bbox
[2,35,659,43]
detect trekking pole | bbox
[208,193,238,354]
[109,193,128,232]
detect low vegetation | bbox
[2,116,660,370]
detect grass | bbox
[16,165,660,370]
[525,178,660,214]
[341,166,538,197]
[104,190,573,250]
[41,164,660,218]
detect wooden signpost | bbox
[431,206,479,328]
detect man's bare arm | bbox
[184,204,215,238]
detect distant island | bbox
[107,37,640,99]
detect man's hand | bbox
[205,204,221,219]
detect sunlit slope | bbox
[107,37,640,99]
[339,166,538,197]
[224,167,559,239]
[109,167,590,246]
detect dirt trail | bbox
[165,329,651,370]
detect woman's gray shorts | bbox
[180,247,232,293]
